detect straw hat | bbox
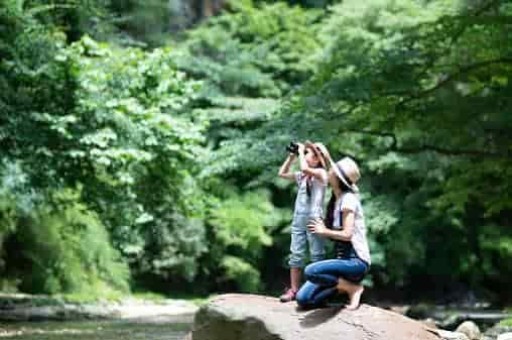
[332,156,360,192]
[304,140,327,169]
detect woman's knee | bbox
[295,289,308,306]
[304,262,321,279]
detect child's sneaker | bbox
[279,288,297,303]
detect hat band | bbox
[336,164,353,185]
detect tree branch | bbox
[397,57,512,109]
[341,128,511,159]
[393,144,510,159]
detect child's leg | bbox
[307,226,325,263]
[280,267,301,302]
[286,215,308,293]
[290,267,301,292]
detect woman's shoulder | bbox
[341,191,358,200]
[340,192,360,210]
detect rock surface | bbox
[188,294,444,340]
[484,325,512,340]
[455,321,481,340]
[435,330,470,340]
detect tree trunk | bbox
[198,0,226,19]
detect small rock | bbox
[498,333,512,340]
[456,321,481,340]
[421,317,438,329]
[483,324,512,340]
[436,329,470,340]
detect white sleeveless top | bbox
[333,192,371,265]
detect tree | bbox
[261,0,512,300]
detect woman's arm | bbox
[278,153,297,180]
[297,143,328,184]
[307,210,355,241]
[315,143,342,198]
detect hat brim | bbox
[332,163,357,192]
[304,141,327,169]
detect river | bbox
[0,316,193,339]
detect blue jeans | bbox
[288,214,325,268]
[296,258,368,307]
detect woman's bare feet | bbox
[345,284,364,310]
[336,278,364,310]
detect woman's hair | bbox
[325,193,336,228]
[324,175,353,228]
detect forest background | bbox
[1,0,511,306]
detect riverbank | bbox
[0,293,200,322]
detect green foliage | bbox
[499,317,512,327]
[55,36,208,285]
[0,1,209,294]
[176,2,316,178]
[205,189,286,292]
[2,0,512,304]
[0,161,41,280]
[108,0,172,46]
[8,188,129,296]
[210,189,276,253]
[175,2,321,97]
[252,0,512,296]
[8,0,113,41]
[220,256,261,292]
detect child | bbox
[277,141,328,302]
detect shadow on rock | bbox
[299,304,344,328]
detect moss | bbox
[499,317,512,327]
[131,291,167,302]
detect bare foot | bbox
[345,285,364,310]
[336,278,364,310]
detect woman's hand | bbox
[308,218,328,236]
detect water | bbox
[0,316,193,340]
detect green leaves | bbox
[207,189,286,291]
[220,255,261,292]
[174,1,321,98]
[0,1,209,294]
[223,0,512,295]
[15,188,129,295]
[210,190,277,251]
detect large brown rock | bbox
[189,294,443,340]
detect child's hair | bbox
[307,147,324,168]
[305,147,324,196]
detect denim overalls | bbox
[288,172,326,268]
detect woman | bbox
[295,145,371,310]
